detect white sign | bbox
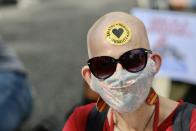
[131,8,196,84]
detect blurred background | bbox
[0,0,196,131]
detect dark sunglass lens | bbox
[121,49,147,72]
[89,56,116,79]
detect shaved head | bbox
[87,12,150,59]
[82,12,162,109]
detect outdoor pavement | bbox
[0,0,137,130]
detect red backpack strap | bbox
[86,106,109,131]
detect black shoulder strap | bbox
[86,106,109,131]
[173,102,196,131]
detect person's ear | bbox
[150,52,162,72]
[81,65,91,86]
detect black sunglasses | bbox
[88,48,152,80]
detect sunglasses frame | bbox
[88,48,152,80]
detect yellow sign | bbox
[105,22,131,45]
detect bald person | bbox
[63,12,196,131]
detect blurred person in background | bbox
[63,12,196,131]
[0,37,33,131]
[137,0,196,10]
[169,0,196,10]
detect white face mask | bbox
[90,58,157,113]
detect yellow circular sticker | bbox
[105,22,132,45]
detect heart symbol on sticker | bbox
[112,28,124,38]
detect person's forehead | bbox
[87,12,150,58]
[88,37,144,59]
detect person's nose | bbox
[116,63,123,71]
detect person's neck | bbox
[111,103,155,131]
